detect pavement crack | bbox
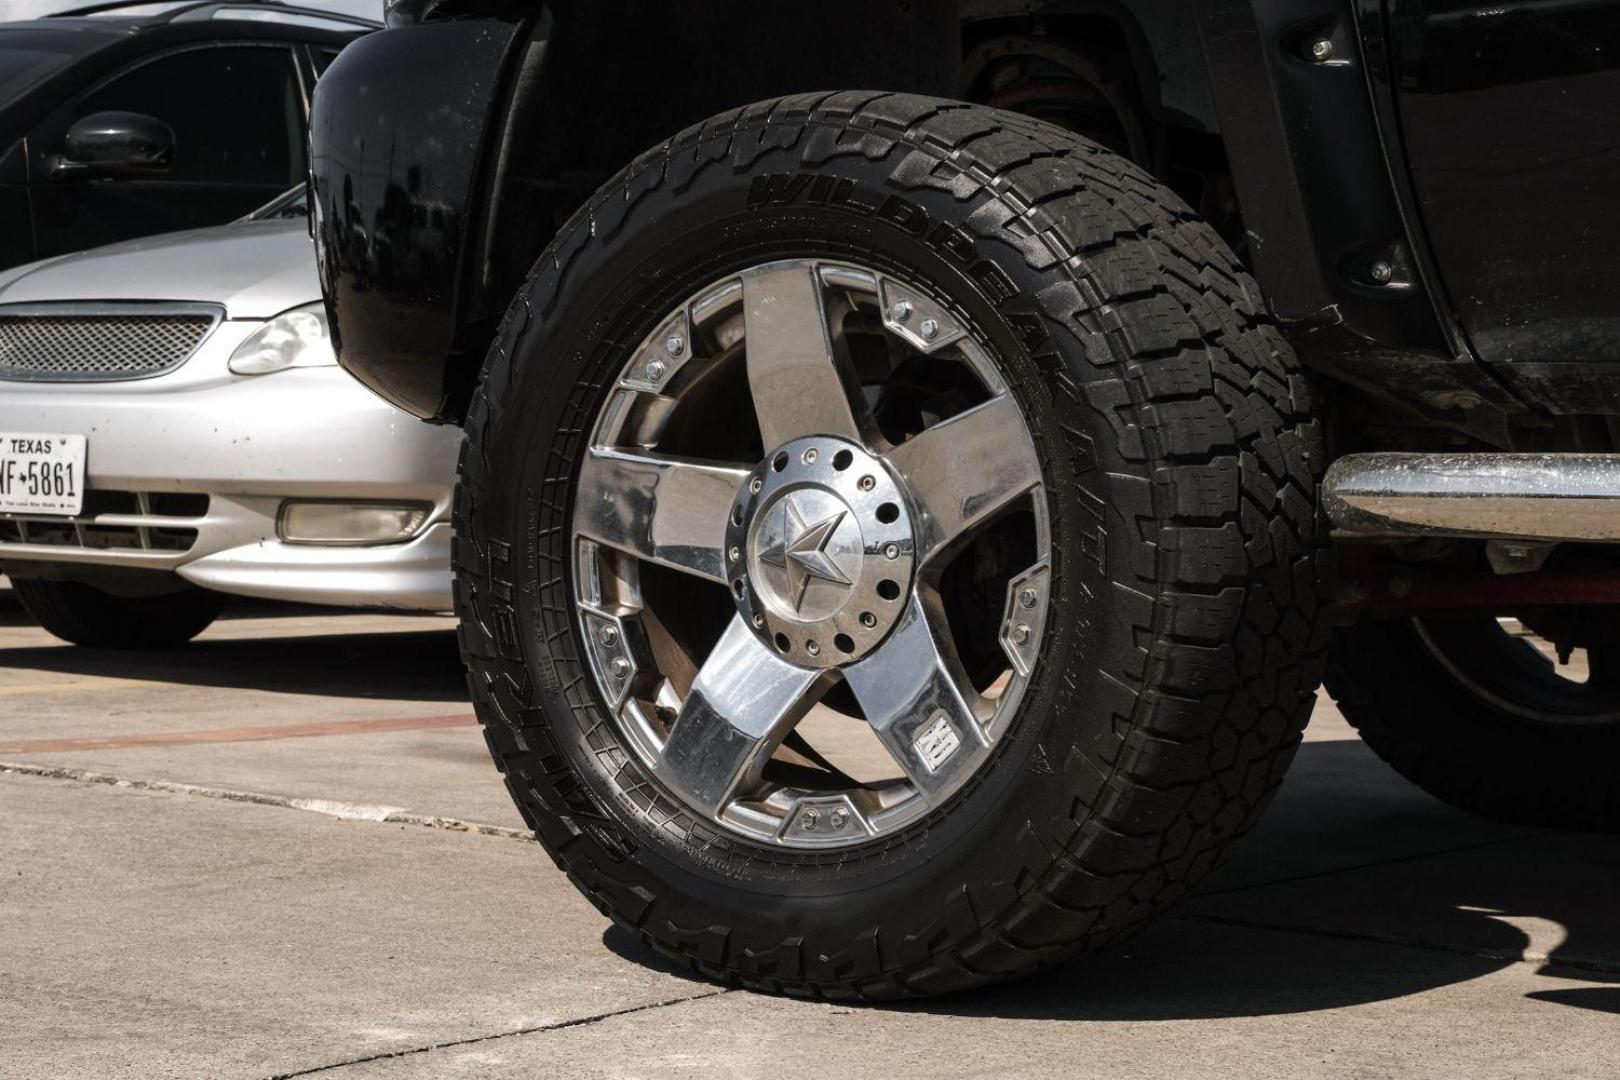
[261,989,733,1079]
[0,760,535,843]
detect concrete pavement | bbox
[2,582,1617,1079]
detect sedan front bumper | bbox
[0,319,461,610]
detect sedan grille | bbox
[0,490,207,554]
[0,304,222,382]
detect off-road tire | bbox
[12,577,223,648]
[455,93,1330,997]
[1327,619,1620,830]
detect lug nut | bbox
[860,611,877,628]
[1019,587,1038,609]
[664,334,684,356]
[729,545,741,562]
[919,318,939,340]
[749,477,763,494]
[829,809,848,830]
[883,542,901,560]
[806,640,821,656]
[1310,38,1334,62]
[644,359,666,382]
[803,808,819,830]
[889,300,913,322]
[803,447,818,465]
[1010,623,1031,646]
[609,657,630,678]
[751,612,765,629]
[858,474,876,492]
[598,625,618,647]
[1369,260,1394,284]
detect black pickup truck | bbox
[309,0,1620,997]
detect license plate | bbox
[0,432,87,517]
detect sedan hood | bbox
[0,219,318,320]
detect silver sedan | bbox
[0,191,459,646]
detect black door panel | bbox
[1390,0,1620,374]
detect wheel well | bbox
[960,14,1160,164]
[447,4,1238,422]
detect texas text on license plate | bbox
[0,432,87,517]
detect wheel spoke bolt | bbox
[882,542,900,560]
[609,657,630,678]
[860,611,877,628]
[664,334,684,357]
[919,318,939,340]
[1019,587,1038,609]
[803,808,820,830]
[1010,623,1031,646]
[598,626,618,647]
[829,809,848,830]
[749,477,763,494]
[858,474,876,491]
[803,447,818,465]
[888,300,913,322]
[806,640,821,656]
[644,359,666,382]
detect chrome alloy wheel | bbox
[570,259,1050,849]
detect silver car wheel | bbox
[571,259,1049,849]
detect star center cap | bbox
[758,496,853,613]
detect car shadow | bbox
[0,587,467,703]
[603,738,1620,1020]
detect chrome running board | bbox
[1323,453,1620,541]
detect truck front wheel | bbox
[455,94,1329,996]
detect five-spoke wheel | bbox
[571,260,1048,847]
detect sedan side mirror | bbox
[52,111,175,178]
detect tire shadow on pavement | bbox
[905,878,1618,1022]
[1525,982,1620,1014]
[603,739,1620,1022]
[918,742,1620,1021]
[605,897,1537,1021]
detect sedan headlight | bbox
[227,302,336,375]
